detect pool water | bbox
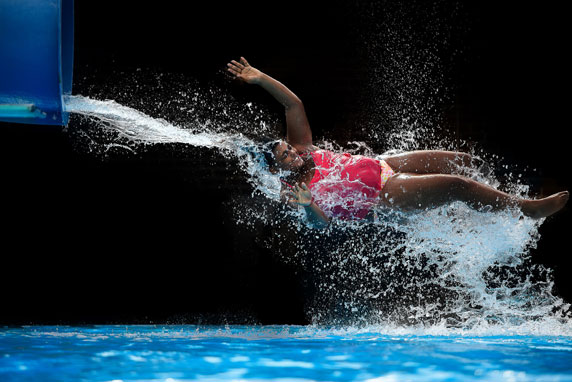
[2,325,572,381]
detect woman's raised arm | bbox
[227,57,313,151]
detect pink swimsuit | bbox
[305,150,394,220]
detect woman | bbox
[227,57,568,228]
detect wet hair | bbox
[259,136,281,169]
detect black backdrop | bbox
[1,1,570,325]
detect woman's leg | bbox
[384,150,475,174]
[380,173,569,219]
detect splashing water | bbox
[63,92,571,336]
[58,0,569,337]
[64,94,283,200]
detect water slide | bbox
[0,0,74,126]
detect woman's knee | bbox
[448,175,472,196]
[438,151,473,169]
[455,152,473,167]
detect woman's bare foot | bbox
[520,191,569,219]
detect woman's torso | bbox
[300,149,384,219]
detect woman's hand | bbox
[227,57,263,84]
[286,182,313,207]
[283,182,329,228]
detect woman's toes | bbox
[521,191,569,219]
[557,191,569,208]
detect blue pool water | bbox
[2,325,572,381]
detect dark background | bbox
[1,0,570,325]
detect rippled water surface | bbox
[2,325,572,381]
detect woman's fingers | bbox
[231,60,245,69]
[287,188,308,206]
[286,190,298,200]
[227,62,242,73]
[297,182,310,196]
[227,65,240,76]
[226,57,254,80]
[286,183,313,206]
[227,67,240,77]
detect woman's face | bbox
[272,141,304,172]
